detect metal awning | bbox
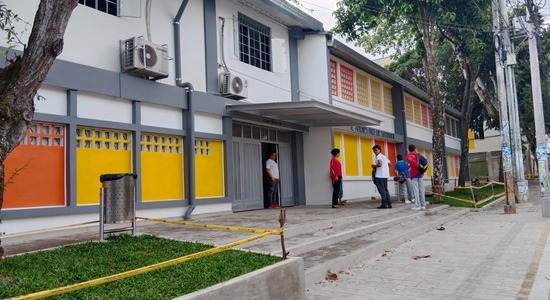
[227,100,382,130]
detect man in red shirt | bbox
[406,144,427,210]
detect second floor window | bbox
[238,13,272,71]
[79,0,118,16]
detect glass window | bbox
[238,13,271,71]
[79,0,118,16]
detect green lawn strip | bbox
[428,185,505,208]
[0,234,281,299]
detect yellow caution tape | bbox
[432,192,474,204]
[137,216,282,235]
[8,231,273,300]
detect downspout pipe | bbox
[173,0,196,219]
[182,82,195,220]
[174,0,189,87]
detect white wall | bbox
[195,112,223,134]
[216,1,292,103]
[141,103,183,130]
[303,128,333,205]
[77,92,133,123]
[35,86,67,116]
[1,0,206,90]
[445,136,461,150]
[406,122,433,144]
[297,35,331,103]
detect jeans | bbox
[400,178,415,202]
[374,177,391,207]
[268,179,279,205]
[410,177,425,208]
[332,179,342,206]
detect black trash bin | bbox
[100,173,138,224]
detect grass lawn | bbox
[0,234,281,299]
[428,184,505,208]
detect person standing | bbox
[395,154,415,204]
[406,144,426,210]
[372,145,392,209]
[265,151,280,209]
[330,148,343,208]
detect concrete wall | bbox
[303,128,333,205]
[176,257,305,300]
[297,34,331,103]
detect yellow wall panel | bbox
[343,134,359,176]
[360,138,373,176]
[414,101,422,124]
[76,128,132,205]
[383,85,393,115]
[141,134,184,201]
[195,139,224,198]
[371,80,382,111]
[356,73,370,107]
[334,132,342,149]
[405,96,414,121]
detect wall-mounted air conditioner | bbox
[219,72,249,100]
[122,37,169,79]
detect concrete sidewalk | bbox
[306,184,550,300]
[2,183,550,300]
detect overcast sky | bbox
[293,0,550,60]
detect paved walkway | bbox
[3,184,550,300]
[306,184,550,300]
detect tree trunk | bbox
[419,5,445,199]
[458,62,476,187]
[0,0,78,259]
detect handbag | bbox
[394,172,406,183]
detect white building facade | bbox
[0,0,462,234]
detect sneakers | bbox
[269,203,280,209]
[411,207,421,211]
[405,200,412,204]
[421,206,427,210]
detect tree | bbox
[0,0,78,259]
[332,0,500,188]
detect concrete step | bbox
[241,205,452,256]
[302,206,469,286]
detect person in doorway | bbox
[406,144,427,210]
[330,148,343,208]
[265,151,280,208]
[394,154,415,204]
[372,145,392,209]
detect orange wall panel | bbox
[4,124,65,208]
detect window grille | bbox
[238,13,271,71]
[78,0,118,16]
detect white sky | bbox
[292,0,550,59]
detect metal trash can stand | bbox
[99,173,138,240]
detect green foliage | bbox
[0,234,281,299]
[428,185,504,207]
[0,2,29,54]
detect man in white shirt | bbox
[265,151,280,208]
[371,145,392,209]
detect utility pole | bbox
[492,0,516,213]
[525,0,550,217]
[499,0,529,203]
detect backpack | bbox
[419,155,428,174]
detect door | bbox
[278,143,294,207]
[232,140,263,211]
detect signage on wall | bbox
[349,126,395,139]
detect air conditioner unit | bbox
[219,72,249,100]
[122,37,169,79]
